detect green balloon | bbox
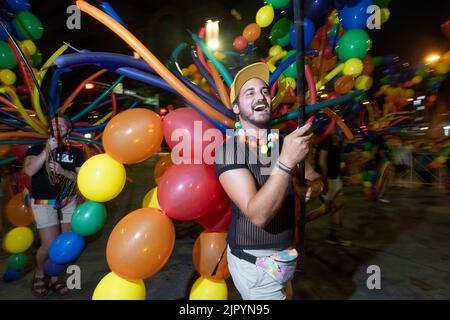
[354,92,367,103]
[361,171,370,181]
[71,201,107,237]
[363,142,373,151]
[0,41,17,69]
[31,50,43,67]
[373,0,391,7]
[270,18,292,43]
[276,31,291,47]
[415,67,429,78]
[442,147,450,158]
[372,56,383,66]
[7,254,28,271]
[267,0,291,9]
[13,11,44,41]
[336,29,372,61]
[379,76,393,85]
[282,50,297,78]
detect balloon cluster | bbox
[2,192,34,282]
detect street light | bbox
[425,53,441,64]
[205,20,220,50]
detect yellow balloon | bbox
[380,8,390,24]
[284,77,296,90]
[256,5,274,28]
[77,153,126,202]
[363,181,372,188]
[0,69,17,85]
[343,58,363,77]
[412,75,423,84]
[405,89,415,98]
[355,75,373,91]
[92,272,146,300]
[20,40,37,56]
[361,151,371,159]
[269,45,283,57]
[142,187,160,209]
[3,227,34,254]
[189,277,228,300]
[434,62,450,75]
[181,68,191,77]
[436,156,447,164]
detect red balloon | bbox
[233,36,248,51]
[11,144,32,162]
[442,18,450,39]
[197,205,232,232]
[162,108,223,163]
[158,164,230,221]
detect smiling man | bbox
[215,63,322,300]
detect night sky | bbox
[32,0,450,63]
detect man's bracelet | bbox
[276,160,293,176]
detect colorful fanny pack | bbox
[230,248,298,284]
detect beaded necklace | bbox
[234,121,279,154]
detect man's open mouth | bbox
[253,105,268,112]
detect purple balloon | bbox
[44,259,67,277]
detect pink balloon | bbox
[197,205,232,232]
[233,36,248,51]
[157,163,230,221]
[162,108,223,163]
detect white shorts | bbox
[323,178,343,201]
[227,246,295,300]
[31,198,77,229]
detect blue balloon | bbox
[305,0,333,19]
[338,0,373,30]
[49,232,85,264]
[44,259,67,277]
[4,0,30,12]
[352,102,362,113]
[289,17,316,49]
[3,269,22,282]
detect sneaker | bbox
[377,198,390,204]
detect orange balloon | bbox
[103,108,163,164]
[243,23,261,42]
[334,75,355,95]
[362,55,375,75]
[311,56,338,78]
[193,231,230,281]
[6,193,34,227]
[153,153,173,185]
[106,208,175,280]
